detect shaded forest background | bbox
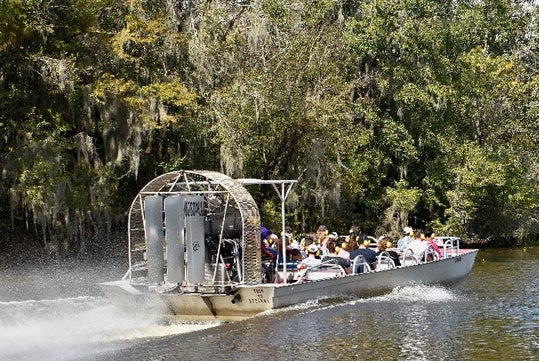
[1,0,538,260]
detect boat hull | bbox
[100,249,478,321]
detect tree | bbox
[339,0,539,241]
[188,0,357,230]
[0,0,117,253]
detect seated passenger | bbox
[376,236,401,267]
[318,236,329,258]
[350,239,377,270]
[397,226,414,250]
[298,244,322,269]
[322,239,351,273]
[299,234,317,258]
[285,227,302,251]
[424,230,442,259]
[260,227,277,282]
[406,230,429,261]
[261,227,278,260]
[337,241,351,261]
[289,248,303,262]
[316,225,329,244]
[349,225,367,244]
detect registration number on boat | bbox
[247,288,270,304]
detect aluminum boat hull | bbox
[100,248,478,321]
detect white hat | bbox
[307,244,318,253]
[403,226,413,234]
[289,241,301,250]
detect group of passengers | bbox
[397,227,442,261]
[261,224,443,279]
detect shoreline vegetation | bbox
[1,0,538,258]
[1,220,537,267]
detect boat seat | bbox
[424,247,440,262]
[322,256,350,269]
[376,252,396,270]
[300,260,346,281]
[401,248,419,266]
[275,262,300,282]
[276,262,299,271]
[351,255,372,274]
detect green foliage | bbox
[191,0,357,229]
[386,180,421,211]
[93,73,196,131]
[1,0,538,254]
[0,0,29,51]
[444,142,530,240]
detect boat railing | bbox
[275,261,300,283]
[276,261,299,271]
[122,268,131,280]
[376,252,396,271]
[351,255,372,274]
[298,259,346,282]
[437,237,460,259]
[401,248,419,266]
[424,247,441,262]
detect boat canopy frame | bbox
[125,170,297,287]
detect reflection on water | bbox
[459,247,539,361]
[0,247,537,360]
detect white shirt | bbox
[407,239,429,260]
[397,235,413,250]
[300,256,322,269]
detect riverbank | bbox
[1,220,536,267]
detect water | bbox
[0,259,218,361]
[0,248,537,361]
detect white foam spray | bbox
[0,296,217,361]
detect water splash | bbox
[0,296,217,361]
[352,284,458,304]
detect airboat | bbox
[99,170,478,321]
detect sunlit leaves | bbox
[1,0,538,248]
[456,47,528,147]
[93,73,195,129]
[0,0,30,51]
[385,179,421,215]
[111,14,167,60]
[141,82,196,110]
[341,0,538,240]
[444,141,534,240]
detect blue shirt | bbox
[350,247,377,265]
[397,235,413,250]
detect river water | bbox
[0,247,537,361]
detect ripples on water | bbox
[0,248,537,361]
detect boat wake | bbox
[0,296,218,361]
[270,284,459,318]
[364,283,459,303]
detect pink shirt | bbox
[337,249,350,260]
[427,240,442,257]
